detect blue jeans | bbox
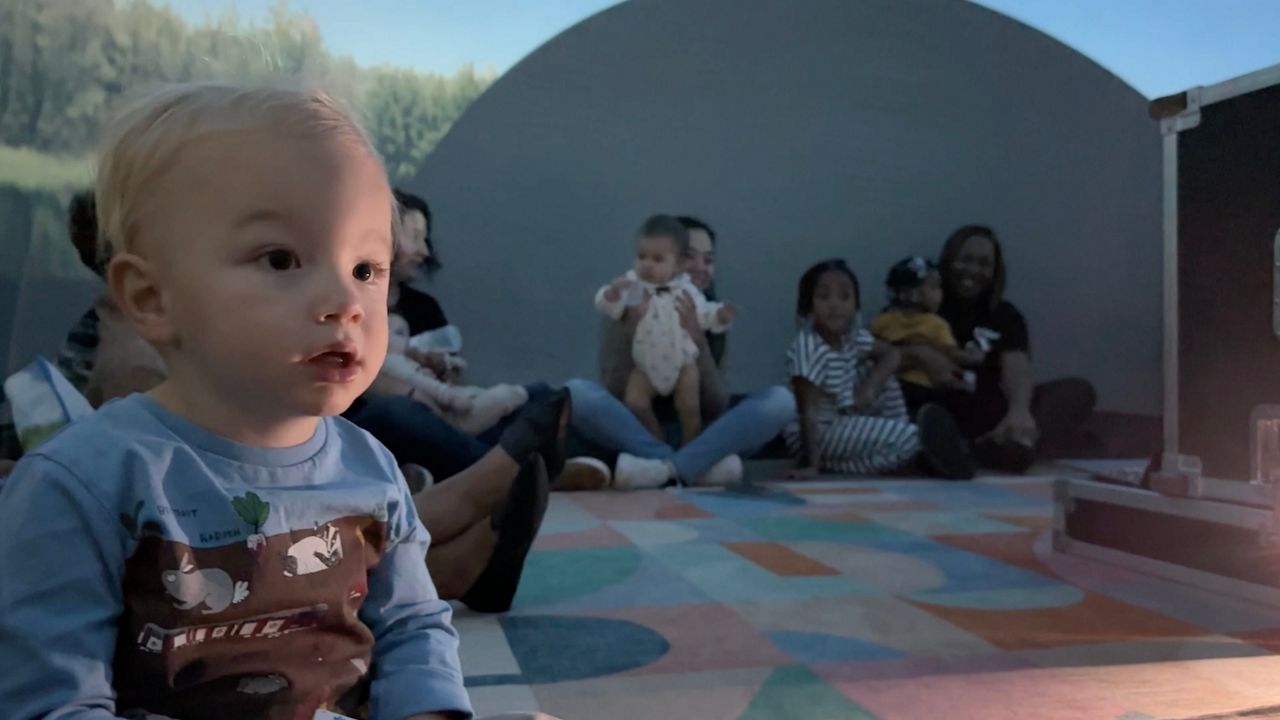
[345,382,552,480]
[564,378,795,482]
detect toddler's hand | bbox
[623,294,651,324]
[604,275,633,303]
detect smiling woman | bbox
[898,225,1098,473]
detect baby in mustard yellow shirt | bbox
[871,256,982,389]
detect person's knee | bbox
[565,377,605,404]
[758,385,798,425]
[1039,377,1098,416]
[1070,378,1098,409]
[523,381,553,404]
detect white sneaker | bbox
[693,454,744,487]
[613,453,673,490]
[553,456,611,492]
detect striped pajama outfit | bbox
[784,326,920,475]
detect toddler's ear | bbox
[107,252,177,347]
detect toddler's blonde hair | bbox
[95,81,385,258]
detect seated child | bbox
[870,256,983,390]
[784,258,974,480]
[594,214,734,444]
[0,82,471,719]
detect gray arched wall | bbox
[413,0,1162,414]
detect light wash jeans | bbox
[564,378,795,482]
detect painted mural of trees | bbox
[0,0,495,187]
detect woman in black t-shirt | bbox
[389,189,451,336]
[343,189,560,612]
[900,225,1096,473]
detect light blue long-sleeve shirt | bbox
[0,393,472,720]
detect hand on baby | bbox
[675,291,702,340]
[438,386,474,415]
[408,348,450,378]
[958,343,986,367]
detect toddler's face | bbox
[136,127,393,421]
[812,270,857,335]
[634,235,682,285]
[916,270,944,312]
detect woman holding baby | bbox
[559,214,797,490]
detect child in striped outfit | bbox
[784,259,974,479]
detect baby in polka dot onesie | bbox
[595,215,734,444]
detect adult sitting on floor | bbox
[344,188,568,611]
[42,189,558,613]
[558,215,796,490]
[341,188,563,478]
[370,189,533,436]
[897,224,1097,473]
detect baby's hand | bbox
[715,303,737,326]
[604,275,633,303]
[624,294,651,325]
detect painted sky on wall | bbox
[160,0,1280,98]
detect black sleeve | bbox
[992,302,1030,356]
[396,285,449,336]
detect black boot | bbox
[916,403,977,480]
[459,457,550,613]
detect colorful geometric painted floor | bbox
[453,472,1280,720]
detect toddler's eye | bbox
[354,262,387,282]
[261,250,300,271]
